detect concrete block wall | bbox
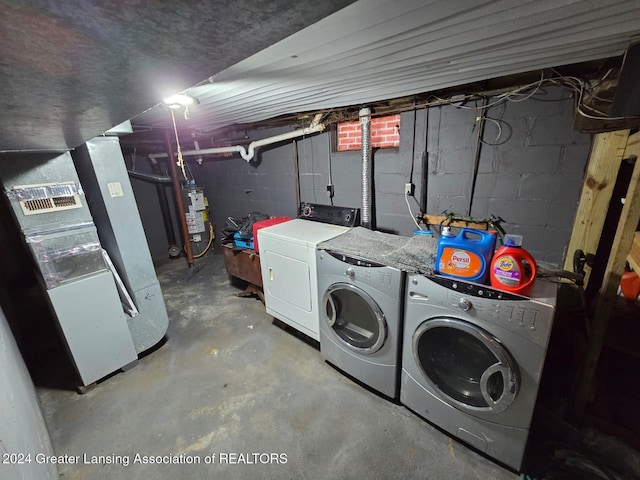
[296,109,425,235]
[194,127,301,238]
[130,87,591,265]
[462,87,591,263]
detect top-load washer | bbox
[316,249,405,399]
[401,274,557,471]
[258,204,357,342]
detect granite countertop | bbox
[318,227,437,275]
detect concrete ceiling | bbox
[2,0,640,154]
[0,0,355,153]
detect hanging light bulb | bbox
[162,94,199,110]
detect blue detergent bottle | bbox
[435,227,497,284]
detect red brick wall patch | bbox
[336,114,400,151]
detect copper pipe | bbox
[164,131,194,267]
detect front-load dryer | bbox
[317,249,405,399]
[400,274,557,471]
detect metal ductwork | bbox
[360,107,372,229]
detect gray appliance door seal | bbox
[412,317,519,414]
[323,282,387,355]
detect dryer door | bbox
[413,317,519,414]
[323,282,387,354]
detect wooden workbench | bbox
[222,243,264,302]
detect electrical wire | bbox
[405,191,422,230]
[303,137,318,203]
[327,133,334,206]
[504,70,545,103]
[478,117,502,142]
[192,223,215,259]
[576,106,630,121]
[170,108,188,181]
[426,70,638,123]
[478,116,511,146]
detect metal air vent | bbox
[10,182,83,216]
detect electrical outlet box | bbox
[405,183,414,196]
[326,184,335,197]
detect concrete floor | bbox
[37,252,519,480]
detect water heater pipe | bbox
[164,131,194,267]
[360,107,372,229]
[149,115,325,163]
[126,170,172,183]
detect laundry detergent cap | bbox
[503,234,523,247]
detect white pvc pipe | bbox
[149,119,325,162]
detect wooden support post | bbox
[624,130,640,160]
[628,232,640,273]
[563,130,630,284]
[573,142,640,420]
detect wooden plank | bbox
[421,214,489,230]
[624,130,640,160]
[628,232,640,273]
[573,153,640,420]
[563,130,630,284]
[574,114,640,134]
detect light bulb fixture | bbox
[162,93,199,110]
[161,93,199,180]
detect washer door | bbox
[413,318,519,413]
[323,282,387,354]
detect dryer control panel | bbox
[299,202,360,227]
[325,250,385,268]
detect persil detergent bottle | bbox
[490,234,537,295]
[435,227,497,284]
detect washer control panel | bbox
[422,275,554,346]
[427,275,525,301]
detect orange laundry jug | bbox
[490,234,537,296]
[620,270,640,300]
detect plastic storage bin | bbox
[233,232,254,250]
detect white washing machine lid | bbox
[258,218,350,247]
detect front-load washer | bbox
[401,274,557,471]
[317,249,405,399]
[258,218,351,341]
